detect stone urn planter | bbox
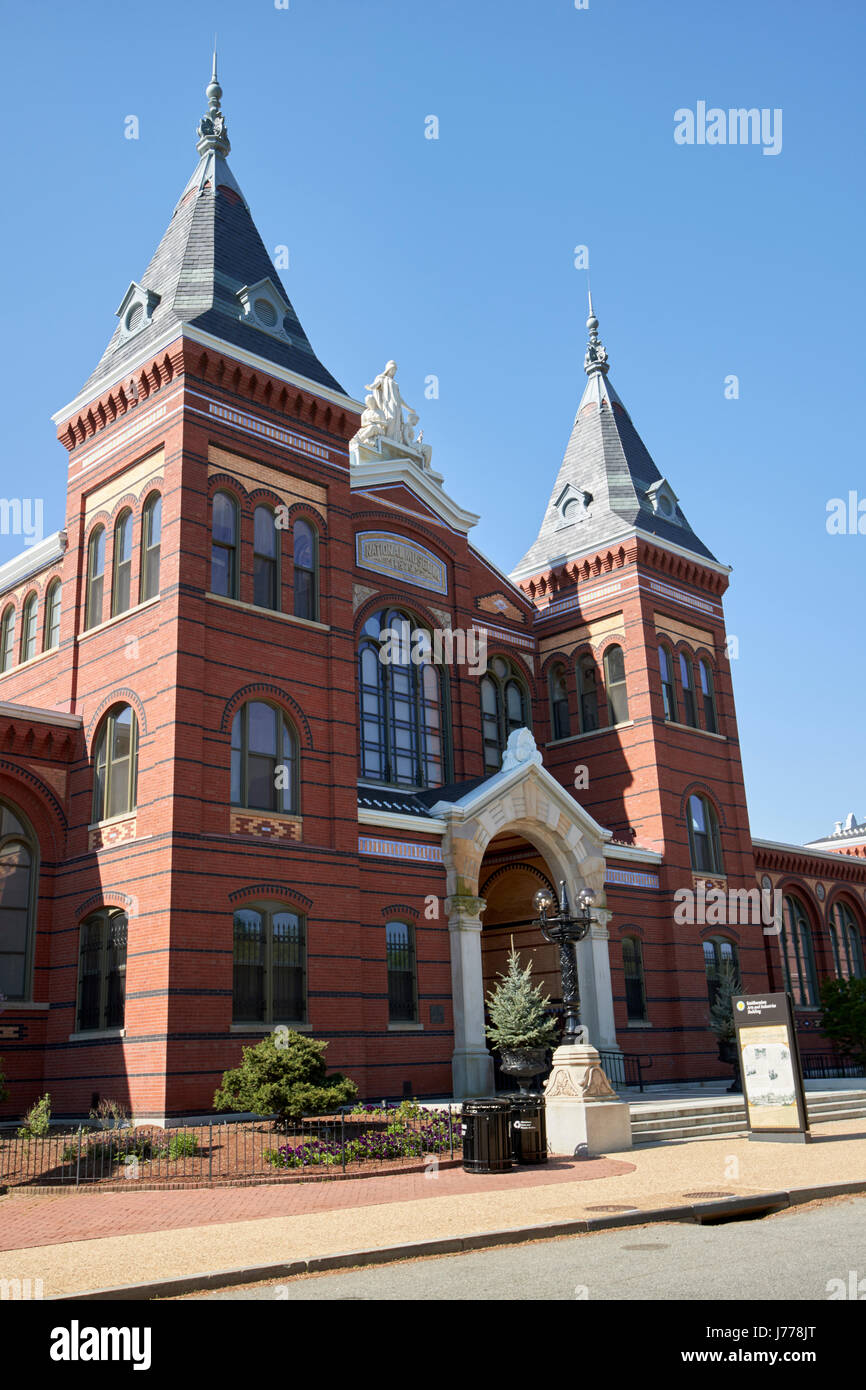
[499,1047,549,1095]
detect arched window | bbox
[699,659,718,733]
[293,518,318,621]
[85,525,106,630]
[659,644,677,721]
[112,509,133,616]
[0,800,38,1002]
[679,650,698,727]
[1,605,16,672]
[76,908,128,1033]
[703,937,739,1006]
[140,493,162,602]
[576,653,599,734]
[360,610,447,787]
[44,580,61,651]
[232,903,306,1024]
[386,920,418,1023]
[231,701,298,813]
[20,593,38,663]
[604,645,629,726]
[253,505,279,610]
[93,705,139,821]
[621,935,648,1022]
[781,895,819,1006]
[479,655,528,772]
[211,491,239,598]
[829,901,865,980]
[687,793,723,875]
[548,663,570,741]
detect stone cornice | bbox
[753,837,866,881]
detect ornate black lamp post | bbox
[532,881,596,1045]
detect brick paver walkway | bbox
[0,1155,633,1252]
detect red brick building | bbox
[1,71,863,1119]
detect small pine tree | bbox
[708,960,741,1044]
[485,944,560,1052]
[214,1031,358,1123]
[820,977,866,1065]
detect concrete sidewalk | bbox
[1,1116,864,1299]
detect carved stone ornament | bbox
[501,727,543,773]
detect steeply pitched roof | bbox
[511,302,718,580]
[79,61,344,400]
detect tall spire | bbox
[196,47,230,157]
[584,291,609,376]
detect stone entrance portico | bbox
[428,730,621,1098]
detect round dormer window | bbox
[125,302,144,333]
[254,298,278,327]
[658,494,673,517]
[562,498,580,521]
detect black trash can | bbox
[509,1094,548,1166]
[461,1097,513,1173]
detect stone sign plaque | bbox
[356,531,447,595]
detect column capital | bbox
[445,894,486,924]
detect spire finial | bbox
[584,290,609,376]
[197,45,230,157]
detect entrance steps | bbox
[629,1089,866,1145]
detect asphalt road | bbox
[195,1198,866,1300]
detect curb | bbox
[51,1177,866,1301]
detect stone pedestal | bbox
[543,1043,632,1156]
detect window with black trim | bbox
[386,920,418,1023]
[232,903,306,1024]
[703,937,738,1007]
[211,491,239,598]
[112,510,133,616]
[76,909,128,1032]
[604,645,629,726]
[0,800,37,1002]
[687,793,723,875]
[231,701,298,812]
[781,895,819,1006]
[20,593,38,663]
[293,518,318,622]
[830,901,865,980]
[576,652,599,733]
[0,605,15,672]
[140,493,162,602]
[44,581,61,651]
[93,705,139,821]
[359,608,448,787]
[85,526,106,630]
[253,505,279,610]
[659,644,677,721]
[480,655,529,772]
[679,650,698,727]
[548,663,571,741]
[699,659,718,733]
[622,934,648,1022]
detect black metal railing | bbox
[597,1050,652,1092]
[799,1052,866,1080]
[0,1103,460,1189]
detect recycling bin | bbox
[509,1094,548,1165]
[461,1097,513,1173]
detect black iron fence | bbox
[0,1104,461,1189]
[597,1050,652,1091]
[799,1052,866,1081]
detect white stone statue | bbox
[501,727,543,772]
[357,360,432,466]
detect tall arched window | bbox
[231,701,298,812]
[112,509,133,616]
[359,609,447,786]
[140,492,162,602]
[293,518,318,621]
[1,604,16,672]
[548,663,571,741]
[703,937,739,1006]
[699,659,718,733]
[44,580,61,651]
[659,644,677,721]
[679,650,698,726]
[386,920,418,1023]
[829,900,865,980]
[232,903,306,1024]
[604,645,629,726]
[0,800,37,1002]
[621,934,648,1022]
[211,491,239,598]
[76,908,128,1033]
[781,895,819,1006]
[85,525,106,630]
[479,655,528,772]
[93,705,139,821]
[576,653,599,734]
[253,506,279,610]
[687,793,723,875]
[20,593,38,663]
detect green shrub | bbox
[213,1031,357,1124]
[167,1132,199,1159]
[820,977,866,1064]
[17,1093,51,1139]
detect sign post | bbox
[732,992,811,1143]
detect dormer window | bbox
[555,483,593,526]
[116,282,161,339]
[236,278,291,341]
[645,478,680,523]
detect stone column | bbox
[576,907,621,1055]
[446,894,494,1098]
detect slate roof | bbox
[80,108,343,399]
[511,333,718,580]
[357,786,438,819]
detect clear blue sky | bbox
[0,0,863,846]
